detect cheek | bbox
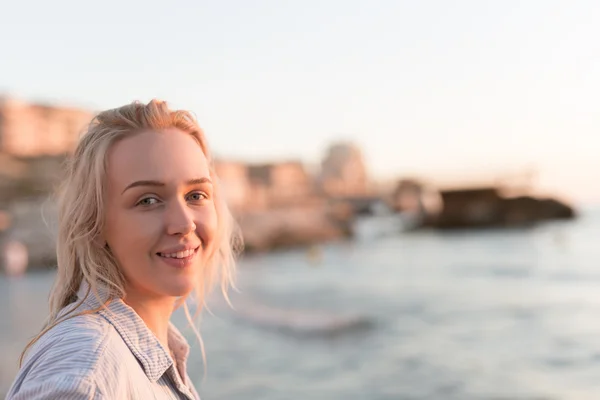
[195,205,219,243]
[105,212,160,263]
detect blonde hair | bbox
[20,99,242,367]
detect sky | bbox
[1,0,599,204]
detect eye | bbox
[137,196,160,206]
[187,191,208,202]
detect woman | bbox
[7,100,242,399]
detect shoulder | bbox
[24,311,116,376]
[8,311,131,399]
[6,373,100,400]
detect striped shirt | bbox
[6,282,201,400]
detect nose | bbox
[165,200,197,236]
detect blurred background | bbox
[1,1,599,399]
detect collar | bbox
[76,281,191,383]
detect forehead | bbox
[106,129,210,189]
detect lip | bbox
[157,244,200,255]
[156,245,200,269]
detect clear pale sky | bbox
[1,1,599,204]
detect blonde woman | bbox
[7,100,242,400]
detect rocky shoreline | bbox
[0,156,579,274]
[417,188,576,230]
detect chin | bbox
[160,280,196,298]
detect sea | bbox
[1,207,600,400]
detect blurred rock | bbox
[237,204,352,252]
[418,187,577,230]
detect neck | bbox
[122,288,176,350]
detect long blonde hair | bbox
[20,99,242,366]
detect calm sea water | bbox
[1,208,600,400]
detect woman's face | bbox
[103,128,217,299]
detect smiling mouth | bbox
[156,247,200,268]
[157,248,198,259]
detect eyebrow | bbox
[121,177,212,194]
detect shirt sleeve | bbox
[6,374,102,400]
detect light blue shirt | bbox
[6,282,201,399]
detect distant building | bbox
[0,97,93,157]
[319,142,369,197]
[214,160,315,212]
[213,160,252,212]
[248,161,314,208]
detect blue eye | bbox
[137,197,159,206]
[187,192,208,202]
